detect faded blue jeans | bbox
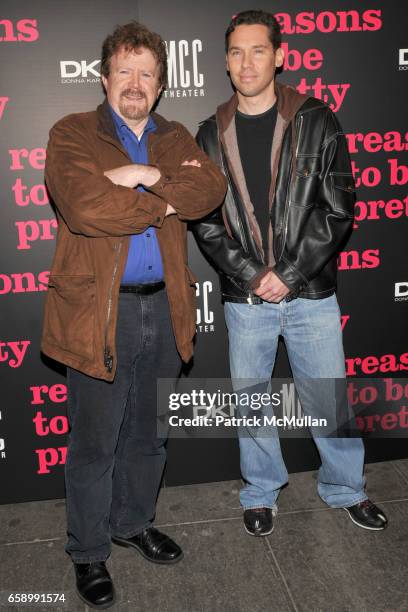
[224,294,367,511]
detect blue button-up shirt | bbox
[110,106,164,284]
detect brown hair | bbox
[101,21,167,87]
[225,10,282,52]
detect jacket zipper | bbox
[278,158,293,261]
[220,145,261,304]
[223,292,259,303]
[226,276,255,304]
[278,114,303,260]
[219,136,266,302]
[236,214,249,252]
[104,240,123,372]
[295,115,303,158]
[220,145,250,253]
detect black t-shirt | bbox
[235,104,277,259]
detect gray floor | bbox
[1,459,408,612]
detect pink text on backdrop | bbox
[0,270,49,294]
[0,340,30,368]
[0,19,39,42]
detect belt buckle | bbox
[120,281,165,295]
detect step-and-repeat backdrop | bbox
[1,0,407,503]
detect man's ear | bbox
[275,47,284,68]
[101,75,108,92]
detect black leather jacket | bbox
[192,82,355,303]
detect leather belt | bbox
[119,281,165,295]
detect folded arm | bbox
[45,117,168,237]
[146,122,227,220]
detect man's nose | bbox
[241,51,253,69]
[128,73,141,88]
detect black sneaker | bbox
[243,508,274,536]
[343,499,388,530]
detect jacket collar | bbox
[96,98,175,142]
[216,80,309,135]
[96,98,119,141]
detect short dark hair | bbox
[101,21,167,88]
[225,10,282,52]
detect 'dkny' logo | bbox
[395,281,408,302]
[59,60,101,84]
[398,49,408,71]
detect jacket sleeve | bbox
[273,110,355,292]
[147,122,227,220]
[191,122,268,289]
[191,208,267,288]
[44,115,168,238]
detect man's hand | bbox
[104,160,201,217]
[181,159,201,168]
[104,160,200,189]
[165,204,176,216]
[104,164,160,188]
[253,271,290,303]
[140,165,161,187]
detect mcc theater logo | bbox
[164,39,205,99]
[195,280,215,333]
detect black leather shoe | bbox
[112,527,183,564]
[243,508,274,536]
[74,561,115,610]
[343,499,388,530]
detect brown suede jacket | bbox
[42,99,227,381]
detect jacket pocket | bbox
[45,274,96,361]
[330,173,355,217]
[291,156,321,206]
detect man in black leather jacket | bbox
[192,10,387,536]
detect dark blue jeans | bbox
[65,289,181,562]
